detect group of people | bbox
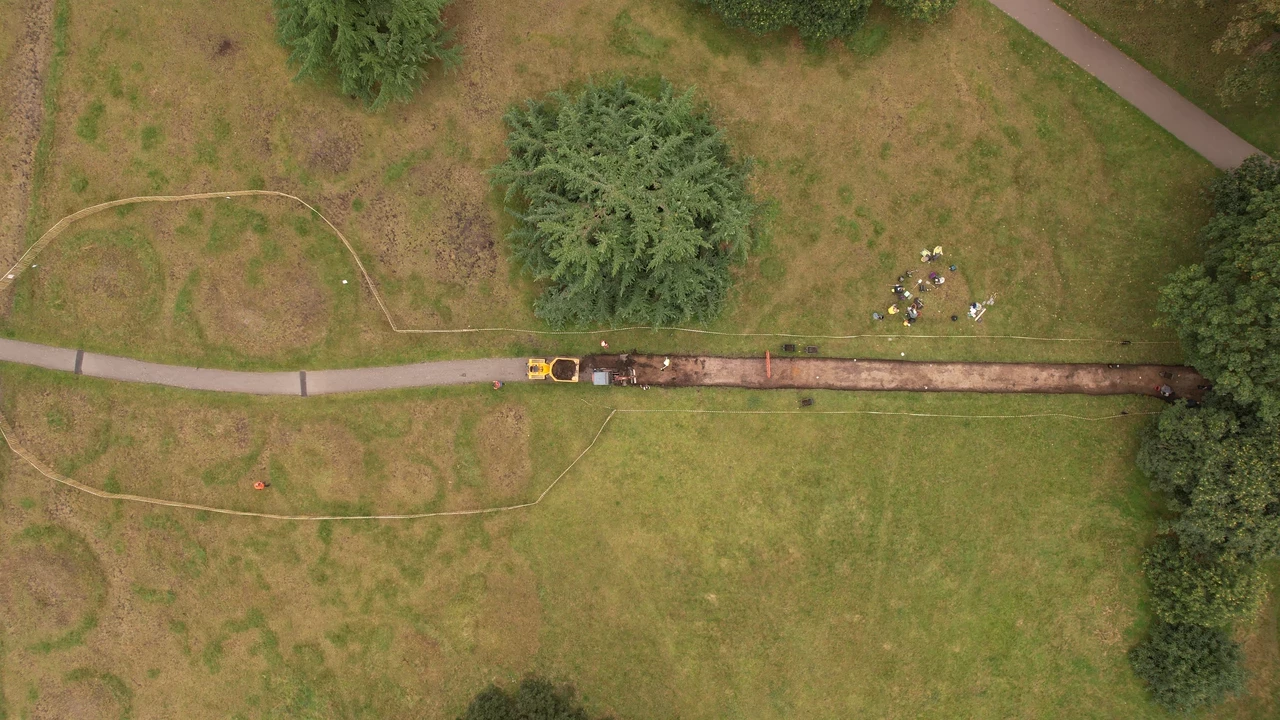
[872,247,954,326]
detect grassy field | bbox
[1055,0,1280,157]
[0,0,1217,369]
[0,366,1274,718]
[3,1,1273,718]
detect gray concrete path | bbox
[0,338,528,396]
[988,0,1263,169]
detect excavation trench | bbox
[584,354,1207,400]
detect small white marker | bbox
[6,274,12,279]
[900,352,905,356]
[342,279,348,284]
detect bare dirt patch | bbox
[30,679,121,720]
[196,259,329,357]
[475,403,532,499]
[300,119,362,176]
[441,201,497,279]
[0,0,54,266]
[0,542,102,641]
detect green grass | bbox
[4,0,1215,372]
[0,366,1274,717]
[1054,0,1280,156]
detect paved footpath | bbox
[988,0,1264,169]
[0,337,529,396]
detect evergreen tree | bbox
[493,79,755,328]
[458,676,605,720]
[273,0,460,109]
[1129,621,1245,712]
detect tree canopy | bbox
[1129,621,1245,712]
[492,79,755,328]
[1137,402,1280,562]
[273,0,460,109]
[458,677,606,720]
[1158,155,1280,424]
[1143,534,1269,627]
[692,0,871,41]
[692,0,956,41]
[1213,0,1280,105]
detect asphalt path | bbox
[988,0,1264,169]
[0,337,528,396]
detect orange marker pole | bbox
[766,350,772,379]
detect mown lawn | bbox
[2,0,1216,369]
[0,367,1276,718]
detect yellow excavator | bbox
[526,357,580,382]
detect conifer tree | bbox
[274,0,459,109]
[493,79,755,328]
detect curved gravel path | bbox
[988,0,1264,169]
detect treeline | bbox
[694,0,955,42]
[1128,155,1280,712]
[269,1,961,107]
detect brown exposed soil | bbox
[214,38,234,57]
[441,202,496,279]
[195,257,330,357]
[0,0,55,266]
[30,680,121,720]
[474,404,532,498]
[585,354,1208,400]
[0,545,100,639]
[302,122,361,175]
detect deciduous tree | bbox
[882,0,959,22]
[1138,402,1280,561]
[692,0,872,41]
[1143,535,1268,627]
[1159,155,1280,423]
[1129,621,1245,712]
[458,676,604,720]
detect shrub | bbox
[493,79,755,328]
[1130,621,1244,712]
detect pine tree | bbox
[273,0,460,109]
[492,79,755,328]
